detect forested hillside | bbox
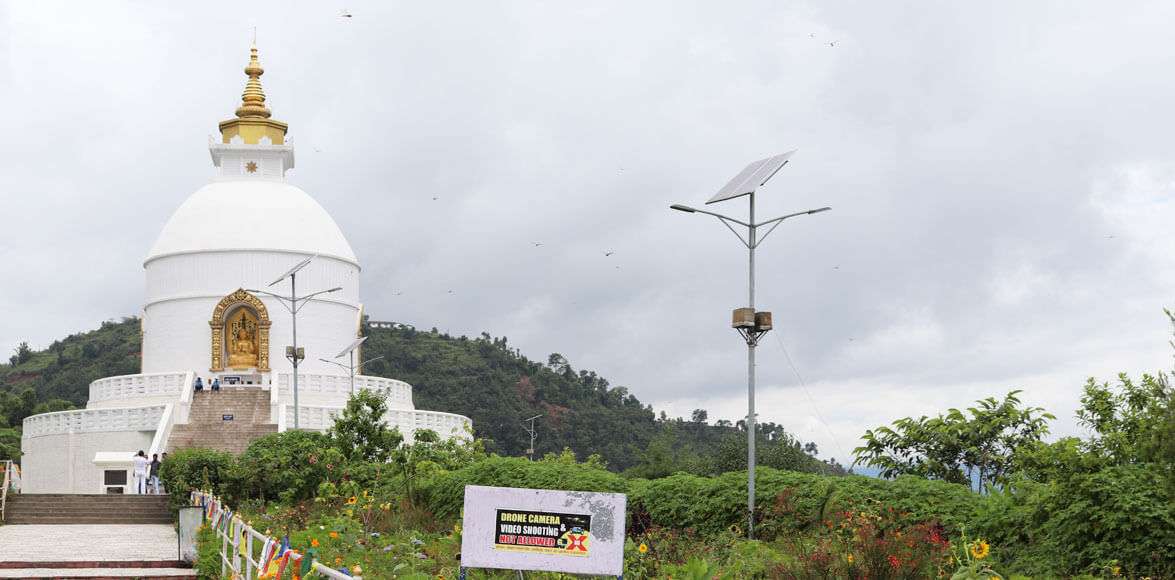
[1,317,840,475]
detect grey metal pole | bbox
[291,272,300,430]
[349,350,356,395]
[747,192,757,539]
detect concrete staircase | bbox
[167,387,278,455]
[3,494,172,525]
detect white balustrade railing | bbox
[274,373,413,409]
[23,405,167,438]
[282,406,471,440]
[89,372,192,404]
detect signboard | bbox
[222,414,234,421]
[460,485,626,576]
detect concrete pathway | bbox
[0,524,178,562]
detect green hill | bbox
[1,317,841,476]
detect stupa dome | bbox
[144,180,358,266]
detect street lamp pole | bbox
[320,351,384,396]
[248,255,342,430]
[670,151,829,539]
[321,336,377,395]
[522,414,543,460]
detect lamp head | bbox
[670,204,698,213]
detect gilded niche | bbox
[210,289,271,372]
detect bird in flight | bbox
[340,9,353,18]
[393,290,403,296]
[447,290,455,294]
[532,241,543,247]
[828,41,837,47]
[832,265,839,270]
[432,196,439,201]
[604,251,615,257]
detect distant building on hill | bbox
[20,45,471,494]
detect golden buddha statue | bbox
[227,310,259,368]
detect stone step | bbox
[5,494,172,525]
[0,568,195,579]
[5,517,175,525]
[0,561,188,570]
[6,507,172,515]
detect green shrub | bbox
[421,455,629,520]
[975,464,1175,578]
[159,448,236,509]
[232,430,344,504]
[194,519,222,579]
[629,467,977,538]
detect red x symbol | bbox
[566,533,587,552]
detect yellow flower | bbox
[638,543,649,554]
[969,539,990,560]
[846,554,854,564]
[1112,566,1121,576]
[346,496,358,505]
[453,522,461,534]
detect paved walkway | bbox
[0,524,178,562]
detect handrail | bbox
[177,370,194,424]
[148,403,176,457]
[193,491,360,579]
[2,460,10,522]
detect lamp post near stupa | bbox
[670,151,829,539]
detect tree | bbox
[854,391,1054,490]
[328,389,403,463]
[690,409,709,424]
[9,342,32,366]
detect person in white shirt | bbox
[132,450,149,494]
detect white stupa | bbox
[20,46,471,494]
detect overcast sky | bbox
[2,2,1172,463]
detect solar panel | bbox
[706,150,796,204]
[269,254,316,286]
[335,336,368,358]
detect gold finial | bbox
[235,44,271,118]
[219,43,288,145]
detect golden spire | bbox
[219,44,288,145]
[235,45,271,118]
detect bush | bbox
[975,464,1175,578]
[194,522,221,579]
[421,454,629,520]
[232,430,344,504]
[159,448,236,509]
[629,467,977,538]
